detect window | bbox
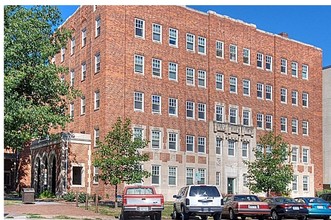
[151,130,161,149]
[198,70,206,88]
[80,96,85,115]
[302,64,308,80]
[94,128,99,147]
[186,101,194,119]
[198,36,206,54]
[215,104,224,122]
[302,148,309,163]
[243,48,250,65]
[168,167,177,186]
[134,92,144,111]
[216,172,221,186]
[197,168,206,184]
[152,23,162,42]
[291,146,298,163]
[243,174,248,187]
[291,62,298,77]
[266,55,272,71]
[198,137,206,153]
[168,132,177,150]
[151,165,160,185]
[169,28,178,47]
[257,113,263,129]
[93,167,99,184]
[72,165,83,185]
[186,67,195,86]
[230,76,237,93]
[82,28,87,47]
[81,62,86,81]
[92,91,100,111]
[303,176,309,191]
[186,168,194,185]
[281,58,287,74]
[95,17,101,37]
[266,85,272,101]
[186,135,194,152]
[152,58,162,77]
[243,110,250,126]
[216,41,224,58]
[70,37,75,55]
[292,90,298,105]
[168,62,178,81]
[134,55,144,74]
[70,70,75,87]
[302,120,309,136]
[61,47,65,62]
[198,103,206,121]
[229,107,238,124]
[186,33,195,51]
[95,53,100,73]
[70,103,74,119]
[257,53,263,68]
[152,95,161,114]
[228,140,235,156]
[216,137,222,155]
[135,18,145,38]
[168,98,178,116]
[133,127,143,141]
[229,44,237,62]
[302,92,308,107]
[281,117,287,132]
[243,79,250,96]
[292,175,298,191]
[266,114,272,130]
[281,88,287,103]
[257,83,264,99]
[242,142,248,158]
[216,73,224,90]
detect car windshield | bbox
[189,186,220,197]
[275,197,295,203]
[234,195,260,201]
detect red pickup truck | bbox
[119,185,164,220]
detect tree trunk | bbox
[115,184,118,208]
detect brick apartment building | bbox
[323,66,331,189]
[29,5,323,201]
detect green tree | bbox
[244,132,294,197]
[4,5,77,151]
[93,117,151,207]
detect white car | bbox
[172,185,223,220]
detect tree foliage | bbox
[4,6,78,150]
[244,132,294,196]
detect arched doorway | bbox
[51,156,56,194]
[36,158,41,194]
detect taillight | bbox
[280,204,290,208]
[123,198,127,205]
[260,205,269,209]
[240,205,248,208]
[234,203,238,208]
[328,205,331,209]
[186,198,190,205]
[305,205,312,209]
[161,196,164,205]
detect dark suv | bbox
[319,193,331,203]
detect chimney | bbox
[278,32,289,38]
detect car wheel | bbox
[323,217,330,220]
[213,213,221,220]
[201,216,208,220]
[298,216,307,220]
[229,209,237,220]
[241,216,246,220]
[172,207,180,220]
[258,216,264,220]
[181,206,189,220]
[271,210,280,220]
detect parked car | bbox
[222,194,270,220]
[263,196,308,220]
[172,185,223,220]
[294,197,331,220]
[320,193,331,203]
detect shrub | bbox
[39,190,55,199]
[78,192,88,203]
[92,194,102,202]
[62,191,75,202]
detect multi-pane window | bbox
[168,132,177,150]
[230,76,237,93]
[198,36,206,54]
[168,167,177,186]
[302,120,309,136]
[151,130,161,149]
[186,168,194,185]
[242,142,248,158]
[94,90,100,110]
[186,101,194,119]
[134,92,144,111]
[152,23,162,42]
[216,41,224,58]
[229,44,237,62]
[266,85,272,100]
[281,88,287,103]
[216,73,224,90]
[152,58,162,77]
[292,90,298,105]
[281,117,287,132]
[72,166,83,185]
[302,92,308,107]
[61,47,65,62]
[303,176,309,191]
[265,55,272,71]
[243,48,250,64]
[257,113,263,129]
[133,127,143,141]
[243,79,250,96]
[216,137,222,155]
[198,137,206,153]
[134,55,144,74]
[81,96,85,115]
[70,70,75,87]
[186,135,194,152]
[292,175,298,191]
[186,67,195,86]
[198,103,206,120]
[81,28,87,47]
[302,148,309,163]
[215,104,224,122]
[257,83,264,99]
[281,58,287,74]
[266,114,272,130]
[168,62,178,81]
[169,28,178,47]
[302,64,309,80]
[291,62,298,77]
[292,118,298,134]
[186,33,195,51]
[228,140,235,156]
[95,53,100,73]
[95,17,101,37]
[291,147,298,162]
[152,95,161,114]
[198,70,206,88]
[94,128,100,147]
[168,98,178,116]
[257,53,263,68]
[243,174,248,187]
[81,62,86,81]
[93,166,99,184]
[135,18,145,38]
[151,165,160,184]
[197,168,206,184]
[229,107,238,124]
[243,110,250,126]
[70,103,74,119]
[71,37,75,55]
[216,172,221,186]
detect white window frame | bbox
[302,148,309,163]
[302,92,308,107]
[198,70,206,88]
[186,33,195,52]
[70,70,75,87]
[151,95,161,114]
[281,88,287,104]
[151,130,161,149]
[257,53,263,69]
[229,44,237,62]
[94,128,99,147]
[242,142,248,158]
[302,64,309,80]
[228,140,235,156]
[266,114,272,130]
[281,58,287,74]
[168,62,178,81]
[198,136,206,153]
[169,28,178,47]
[257,113,263,129]
[186,135,194,152]
[281,117,287,133]
[215,104,224,122]
[95,17,101,37]
[292,175,298,191]
[81,62,86,81]
[302,120,309,136]
[292,90,298,106]
[134,54,144,74]
[93,166,99,184]
[242,109,251,126]
[135,18,145,38]
[71,164,85,187]
[168,98,178,116]
[186,168,194,185]
[291,146,298,163]
[292,118,298,134]
[216,137,222,155]
[257,83,264,99]
[152,58,162,78]
[70,103,74,119]
[168,132,178,151]
[152,23,162,43]
[229,107,238,124]
[243,79,250,96]
[186,67,195,86]
[61,47,65,62]
[151,165,160,185]
[186,101,195,119]
[70,37,75,55]
[197,168,206,184]
[81,28,87,47]
[94,90,100,110]
[95,53,100,73]
[266,55,273,71]
[198,103,206,121]
[303,175,309,191]
[168,166,177,186]
[216,73,224,91]
[266,84,272,101]
[216,41,224,58]
[291,62,298,77]
[80,96,85,115]
[134,91,144,112]
[243,48,250,65]
[198,36,206,54]
[229,76,237,94]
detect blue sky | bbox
[58,5,331,67]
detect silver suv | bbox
[172,185,223,220]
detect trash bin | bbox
[22,188,35,204]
